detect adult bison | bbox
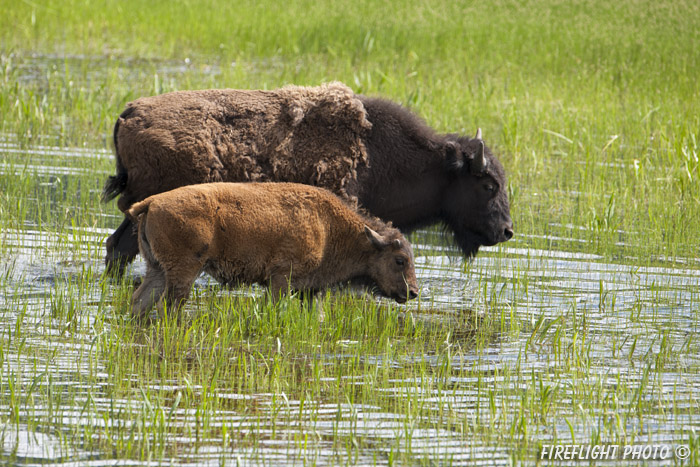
[103,82,513,276]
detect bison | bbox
[103,82,513,276]
[128,182,418,319]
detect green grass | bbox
[1,0,699,260]
[1,0,699,465]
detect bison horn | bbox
[475,128,482,140]
[445,141,464,170]
[364,225,388,249]
[471,140,488,174]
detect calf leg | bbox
[157,281,194,318]
[131,266,166,320]
[267,274,292,304]
[156,264,203,318]
[105,217,139,277]
[299,289,324,321]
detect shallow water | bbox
[2,227,699,465]
[1,137,699,465]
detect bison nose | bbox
[409,289,418,300]
[504,226,514,241]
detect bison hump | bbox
[268,82,371,199]
[116,83,372,203]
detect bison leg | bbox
[157,282,194,318]
[297,288,324,308]
[268,274,293,304]
[105,217,139,277]
[156,265,203,318]
[267,276,323,317]
[299,289,324,321]
[131,266,166,321]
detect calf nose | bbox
[409,289,418,300]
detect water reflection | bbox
[1,170,699,465]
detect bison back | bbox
[114,83,371,212]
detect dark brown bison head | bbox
[364,226,419,304]
[442,129,514,258]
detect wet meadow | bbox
[1,0,699,465]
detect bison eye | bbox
[395,257,405,267]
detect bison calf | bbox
[128,182,418,319]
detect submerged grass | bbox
[1,0,699,465]
[3,262,697,464]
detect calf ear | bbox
[364,225,388,249]
[444,141,464,171]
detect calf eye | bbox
[395,257,405,266]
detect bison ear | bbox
[444,141,464,171]
[364,225,388,250]
[470,140,488,175]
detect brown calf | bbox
[127,182,418,319]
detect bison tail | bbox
[136,209,158,267]
[102,111,130,203]
[126,199,151,221]
[101,172,127,202]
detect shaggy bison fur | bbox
[104,82,513,275]
[128,182,418,320]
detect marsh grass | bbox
[1,259,698,464]
[3,0,697,260]
[1,0,699,464]
[1,271,496,464]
